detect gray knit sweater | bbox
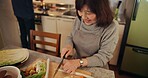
[65,17,119,67]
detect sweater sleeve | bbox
[86,20,119,67]
[65,17,81,48]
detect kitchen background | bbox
[2,0,147,77]
[0,0,125,65]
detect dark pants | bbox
[16,17,35,49]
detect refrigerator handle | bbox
[132,0,140,21]
[132,48,148,54]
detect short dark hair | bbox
[75,0,113,27]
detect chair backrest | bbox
[30,30,61,57]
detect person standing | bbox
[61,0,119,75]
[11,0,35,49]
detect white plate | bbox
[0,48,29,66]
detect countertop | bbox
[34,8,76,19]
[34,8,125,25]
[20,50,115,78]
[1,46,115,78]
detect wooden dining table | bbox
[1,46,115,78]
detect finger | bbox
[63,59,67,65]
[63,61,69,69]
[63,67,68,72]
[62,61,68,71]
[63,50,71,58]
[61,48,68,58]
[62,64,69,73]
[65,50,71,58]
[70,70,75,74]
[66,69,72,74]
[70,66,77,74]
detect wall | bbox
[0,0,21,47]
[125,0,135,19]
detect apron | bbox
[72,22,102,58]
[71,20,109,69]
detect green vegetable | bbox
[26,71,46,78]
[20,71,26,78]
[36,61,46,73]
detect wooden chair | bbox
[30,30,61,57]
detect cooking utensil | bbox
[45,58,50,78]
[53,51,68,78]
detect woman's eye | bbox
[86,11,92,15]
[78,10,82,12]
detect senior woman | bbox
[61,0,119,74]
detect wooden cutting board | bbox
[48,62,92,78]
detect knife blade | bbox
[53,51,68,78]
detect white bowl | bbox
[0,66,22,78]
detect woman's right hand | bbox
[61,45,73,58]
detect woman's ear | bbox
[78,10,82,16]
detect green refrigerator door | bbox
[127,0,148,48]
[121,46,148,77]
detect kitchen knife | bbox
[53,51,68,78]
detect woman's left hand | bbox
[62,59,80,74]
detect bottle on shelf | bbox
[114,1,122,20]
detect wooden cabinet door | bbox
[42,16,57,33]
[57,18,74,51]
[41,16,57,51]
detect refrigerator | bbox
[118,0,148,77]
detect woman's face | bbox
[78,5,97,26]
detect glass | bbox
[78,10,94,17]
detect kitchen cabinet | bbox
[59,0,75,5]
[57,17,74,50]
[41,16,75,51]
[42,16,57,33]
[35,20,44,49]
[41,16,57,51]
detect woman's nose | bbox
[81,12,88,19]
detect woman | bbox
[61,0,119,74]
